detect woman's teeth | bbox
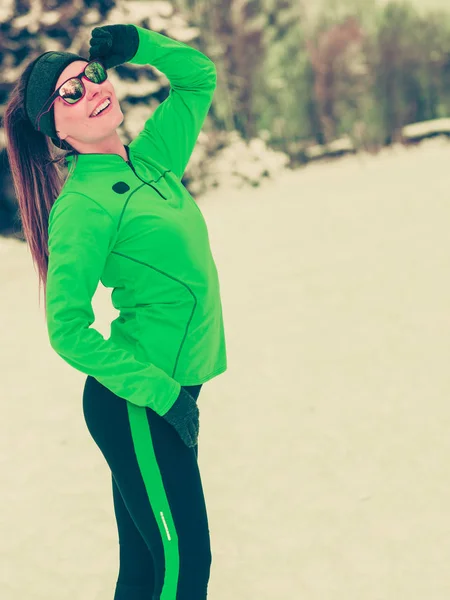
[90,99,111,117]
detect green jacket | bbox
[46,26,227,417]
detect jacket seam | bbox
[58,191,116,228]
[111,250,198,378]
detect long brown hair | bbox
[2,55,78,319]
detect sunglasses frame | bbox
[35,59,108,133]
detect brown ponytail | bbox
[2,56,79,320]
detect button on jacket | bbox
[46,26,227,417]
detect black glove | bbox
[88,24,140,69]
[161,387,199,448]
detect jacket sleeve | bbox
[46,192,181,416]
[128,25,217,180]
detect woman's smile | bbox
[89,98,112,118]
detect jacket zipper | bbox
[126,160,168,200]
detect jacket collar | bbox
[65,144,132,172]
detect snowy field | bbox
[1,137,450,599]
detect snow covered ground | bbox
[1,137,450,599]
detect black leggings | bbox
[82,376,211,600]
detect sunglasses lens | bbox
[59,62,107,104]
[59,79,84,103]
[86,61,107,83]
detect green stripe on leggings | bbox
[126,402,179,599]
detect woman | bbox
[3,23,227,600]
